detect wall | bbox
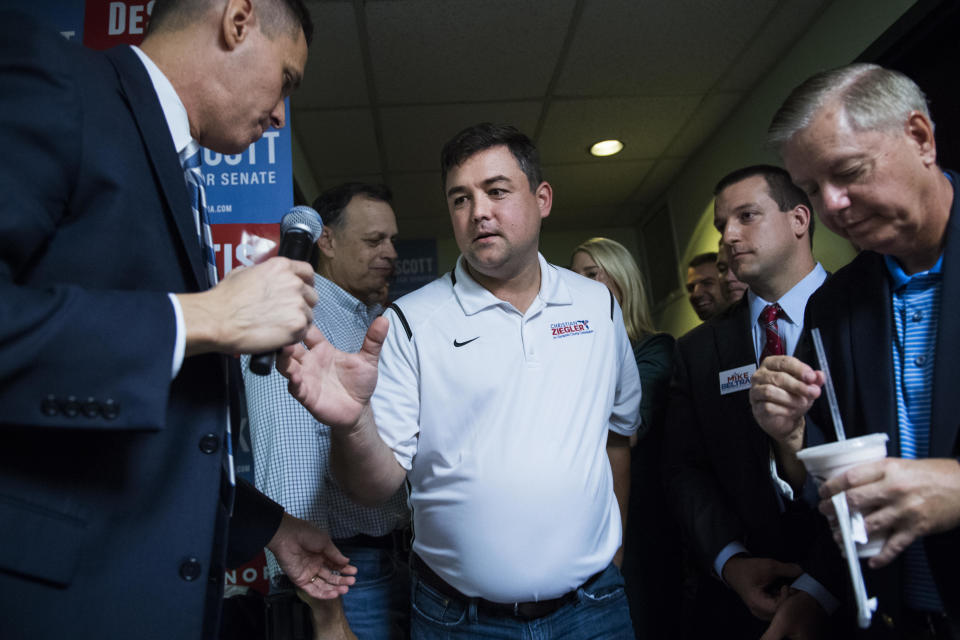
[656,0,916,337]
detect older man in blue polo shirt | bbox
[751,63,960,638]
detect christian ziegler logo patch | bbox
[551,319,593,339]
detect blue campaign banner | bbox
[204,99,294,226]
[392,238,439,299]
[0,0,84,41]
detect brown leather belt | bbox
[333,527,411,551]
[411,553,602,620]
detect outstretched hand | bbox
[267,513,358,600]
[277,317,389,429]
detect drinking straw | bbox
[811,328,846,441]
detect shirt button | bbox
[82,398,99,419]
[41,395,59,417]
[101,399,120,420]
[61,396,80,418]
[198,433,220,454]
[179,558,202,581]
[915,355,927,367]
[912,310,924,322]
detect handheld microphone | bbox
[249,206,324,376]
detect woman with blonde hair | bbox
[571,237,680,640]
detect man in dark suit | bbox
[752,63,960,638]
[0,2,355,639]
[663,165,844,639]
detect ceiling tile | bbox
[380,102,543,172]
[555,0,779,96]
[365,0,577,103]
[717,0,832,92]
[297,2,368,108]
[538,96,701,162]
[293,108,381,176]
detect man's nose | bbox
[384,239,398,260]
[820,182,850,214]
[270,100,286,129]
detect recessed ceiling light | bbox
[590,139,624,157]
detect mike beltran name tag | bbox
[719,364,756,395]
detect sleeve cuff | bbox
[168,293,186,379]
[791,572,840,615]
[714,541,749,581]
[769,444,796,502]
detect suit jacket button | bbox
[179,558,202,581]
[199,433,220,454]
[62,396,80,418]
[41,395,59,416]
[101,399,119,420]
[82,398,99,418]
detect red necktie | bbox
[760,304,784,362]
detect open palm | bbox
[277,317,388,429]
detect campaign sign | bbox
[210,223,282,279]
[391,238,439,299]
[204,108,295,225]
[83,0,152,49]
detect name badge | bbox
[719,364,756,395]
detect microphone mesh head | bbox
[280,205,324,241]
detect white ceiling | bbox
[292,0,832,239]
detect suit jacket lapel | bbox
[931,172,960,457]
[846,253,897,447]
[103,45,205,290]
[714,300,767,458]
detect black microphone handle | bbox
[249,228,316,375]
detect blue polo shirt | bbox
[885,251,944,612]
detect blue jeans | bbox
[410,562,634,639]
[339,545,410,640]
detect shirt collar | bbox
[130,45,193,156]
[883,253,943,290]
[314,274,382,320]
[748,262,828,329]
[453,252,571,315]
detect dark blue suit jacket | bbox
[0,13,280,639]
[801,170,960,633]
[663,293,846,635]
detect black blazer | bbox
[0,13,281,640]
[662,296,844,631]
[802,169,960,631]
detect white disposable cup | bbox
[796,433,889,558]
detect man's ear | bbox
[535,181,553,220]
[221,0,254,51]
[790,204,812,240]
[316,227,335,259]
[904,110,938,168]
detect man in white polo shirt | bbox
[278,122,641,639]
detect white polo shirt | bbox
[372,253,641,602]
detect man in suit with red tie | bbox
[663,165,845,639]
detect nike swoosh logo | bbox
[453,337,479,348]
